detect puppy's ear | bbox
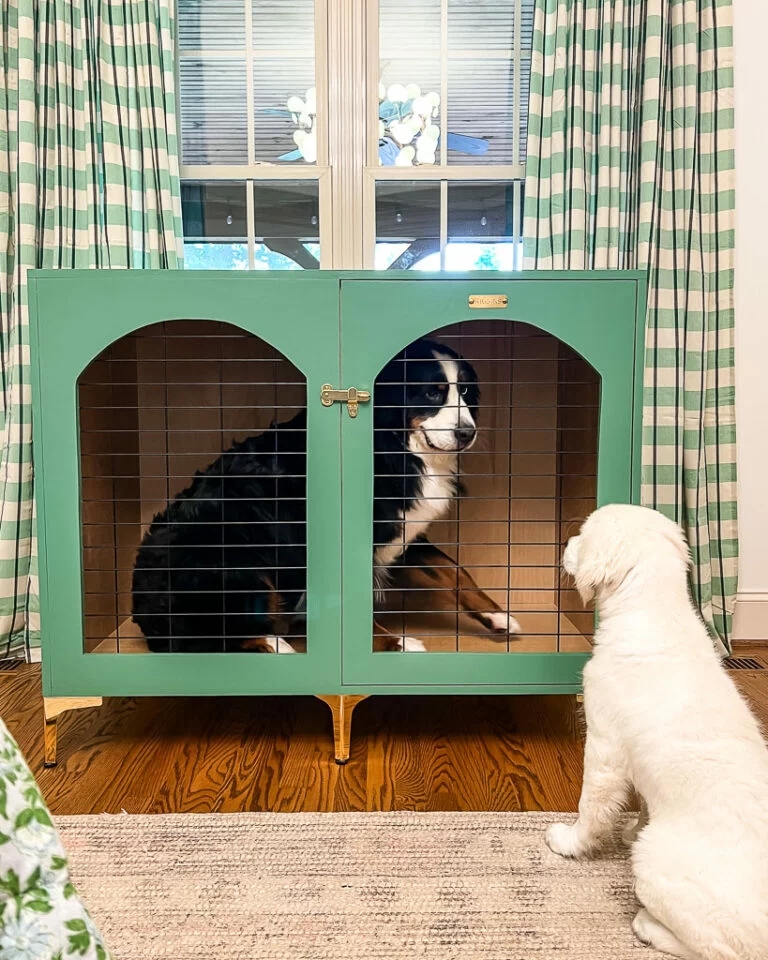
[573,551,602,605]
[572,527,632,605]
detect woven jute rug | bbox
[57,811,659,960]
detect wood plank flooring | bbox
[1,647,766,815]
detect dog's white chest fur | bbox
[374,455,455,572]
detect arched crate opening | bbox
[373,319,599,653]
[78,320,307,654]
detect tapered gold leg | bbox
[43,697,103,767]
[315,695,369,764]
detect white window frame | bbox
[362,0,527,269]
[177,0,528,270]
[178,0,333,268]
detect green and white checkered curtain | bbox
[523,0,736,651]
[0,0,183,659]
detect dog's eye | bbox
[425,387,442,403]
[458,384,469,397]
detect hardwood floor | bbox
[1,648,766,815]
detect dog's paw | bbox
[264,636,297,654]
[397,636,427,652]
[486,612,522,634]
[545,823,586,859]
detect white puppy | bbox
[546,504,768,960]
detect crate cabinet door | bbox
[30,271,342,697]
[339,277,643,691]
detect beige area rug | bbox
[57,812,660,960]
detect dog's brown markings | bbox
[239,577,292,651]
[240,638,277,653]
[372,619,412,652]
[392,541,510,635]
[266,579,283,618]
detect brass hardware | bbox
[468,294,508,309]
[320,384,371,418]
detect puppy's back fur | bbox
[568,505,768,960]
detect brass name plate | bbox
[468,294,508,309]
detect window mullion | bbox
[513,0,522,168]
[327,0,367,268]
[440,179,448,269]
[247,180,256,269]
[440,0,448,168]
[245,0,255,168]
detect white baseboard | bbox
[733,592,768,641]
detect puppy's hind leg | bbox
[546,731,629,858]
[632,909,701,960]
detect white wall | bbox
[733,0,768,640]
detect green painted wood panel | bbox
[30,271,342,697]
[339,276,645,688]
[29,270,645,698]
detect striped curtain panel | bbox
[523,0,736,651]
[0,0,184,659]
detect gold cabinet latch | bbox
[320,384,371,418]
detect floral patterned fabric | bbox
[0,719,110,959]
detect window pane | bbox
[181,180,320,270]
[182,182,248,238]
[447,181,518,269]
[252,0,315,52]
[447,181,514,237]
[178,0,245,49]
[380,0,440,57]
[253,181,320,269]
[179,2,317,166]
[374,181,522,271]
[378,62,441,168]
[447,60,514,165]
[377,0,532,167]
[253,1,316,163]
[182,181,248,270]
[253,59,316,163]
[184,243,250,269]
[375,182,440,270]
[447,0,514,50]
[180,59,248,164]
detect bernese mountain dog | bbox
[131,338,521,652]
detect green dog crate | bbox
[29,270,645,764]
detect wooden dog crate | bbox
[30,271,645,763]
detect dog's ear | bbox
[573,548,603,605]
[572,524,633,605]
[374,357,406,430]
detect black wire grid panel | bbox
[78,319,598,655]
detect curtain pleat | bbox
[522,0,736,651]
[0,0,184,658]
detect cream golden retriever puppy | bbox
[546,504,768,960]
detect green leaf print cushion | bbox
[0,718,110,960]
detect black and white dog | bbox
[132,338,520,652]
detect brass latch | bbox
[320,384,371,418]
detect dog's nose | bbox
[454,427,476,448]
